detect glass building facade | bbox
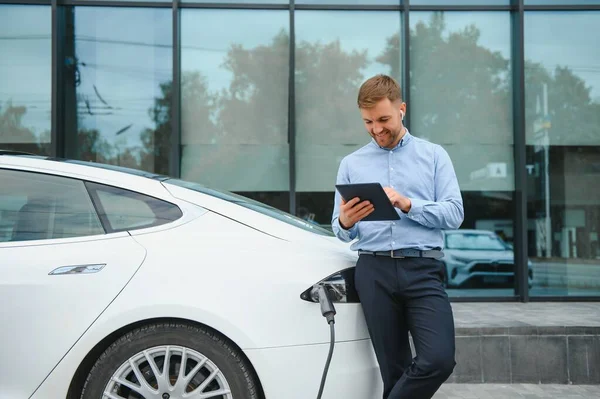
[1,0,599,301]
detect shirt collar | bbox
[371,128,412,151]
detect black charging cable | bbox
[315,285,336,399]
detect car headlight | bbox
[450,255,471,264]
[300,267,360,303]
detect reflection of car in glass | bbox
[0,153,381,399]
[442,229,533,288]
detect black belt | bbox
[358,249,444,259]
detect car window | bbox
[85,182,182,233]
[0,169,105,242]
[446,232,507,251]
[166,179,334,237]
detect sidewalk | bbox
[450,302,600,328]
[434,384,600,398]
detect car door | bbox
[0,168,147,399]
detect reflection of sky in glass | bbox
[525,12,600,100]
[0,5,51,139]
[74,7,171,147]
[181,10,287,94]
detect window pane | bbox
[180,9,289,209]
[525,1,600,4]
[87,182,182,232]
[297,0,401,4]
[182,0,287,3]
[410,12,515,296]
[77,0,172,2]
[295,10,403,224]
[62,7,172,174]
[0,5,51,155]
[525,12,600,297]
[412,0,509,4]
[0,169,104,242]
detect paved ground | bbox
[448,287,600,297]
[450,302,600,328]
[434,384,600,398]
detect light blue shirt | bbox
[331,130,464,251]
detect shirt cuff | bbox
[336,217,358,241]
[406,198,427,220]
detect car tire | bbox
[81,322,260,399]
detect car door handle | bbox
[49,264,106,275]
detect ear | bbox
[399,102,407,120]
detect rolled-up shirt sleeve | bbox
[405,145,464,230]
[332,157,358,242]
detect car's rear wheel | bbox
[81,323,260,399]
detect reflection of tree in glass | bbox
[76,127,141,169]
[164,71,218,176]
[525,62,600,145]
[127,15,599,179]
[380,13,512,145]
[0,101,50,154]
[377,35,401,81]
[146,30,372,171]
[0,102,37,144]
[179,71,217,144]
[212,30,371,146]
[140,78,172,175]
[218,30,289,145]
[87,70,217,175]
[295,38,369,145]
[376,13,600,148]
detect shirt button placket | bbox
[390,151,394,187]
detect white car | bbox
[442,229,533,288]
[0,152,381,399]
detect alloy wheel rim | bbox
[102,345,233,399]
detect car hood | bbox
[445,249,514,262]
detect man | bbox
[331,74,464,399]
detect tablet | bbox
[335,183,400,221]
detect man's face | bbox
[360,98,406,149]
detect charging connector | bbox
[313,285,337,399]
[317,285,336,324]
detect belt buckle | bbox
[390,250,405,259]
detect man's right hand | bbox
[339,197,374,230]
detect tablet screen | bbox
[335,183,400,221]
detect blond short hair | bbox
[357,74,402,109]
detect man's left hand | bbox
[383,187,412,213]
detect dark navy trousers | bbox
[355,254,456,399]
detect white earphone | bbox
[400,110,405,120]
